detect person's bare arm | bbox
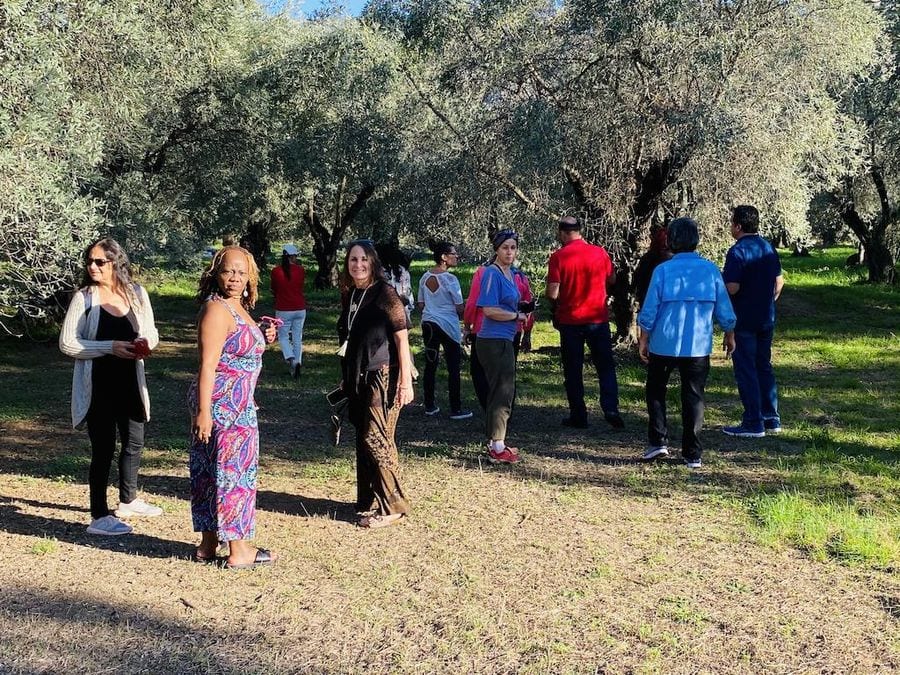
[483,306,524,322]
[723,331,736,358]
[393,328,415,406]
[545,282,560,302]
[638,328,650,364]
[774,275,784,301]
[194,302,232,443]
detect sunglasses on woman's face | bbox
[88,258,110,268]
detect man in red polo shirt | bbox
[545,216,623,429]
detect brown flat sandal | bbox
[358,513,405,529]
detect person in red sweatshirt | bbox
[270,244,307,378]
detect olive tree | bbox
[371,0,883,337]
[827,0,900,283]
[0,0,260,333]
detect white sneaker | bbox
[86,515,133,536]
[642,446,669,460]
[115,498,163,517]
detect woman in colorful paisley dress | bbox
[189,246,277,568]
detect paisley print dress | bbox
[188,295,265,540]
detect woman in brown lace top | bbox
[337,241,414,528]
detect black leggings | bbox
[422,321,463,412]
[86,406,145,519]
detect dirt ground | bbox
[1,409,897,674]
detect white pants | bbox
[276,309,307,364]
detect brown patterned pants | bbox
[348,366,410,516]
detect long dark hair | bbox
[375,243,409,282]
[80,238,139,306]
[427,239,455,264]
[281,251,292,279]
[197,245,260,309]
[339,241,384,293]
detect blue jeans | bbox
[276,309,307,364]
[732,328,779,432]
[558,322,619,423]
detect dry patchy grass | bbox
[1,249,898,673]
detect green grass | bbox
[752,491,900,567]
[29,538,58,556]
[737,246,900,568]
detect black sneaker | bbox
[449,410,473,420]
[604,412,625,430]
[425,405,440,416]
[561,417,589,429]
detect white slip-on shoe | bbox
[115,498,163,517]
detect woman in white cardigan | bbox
[59,238,161,536]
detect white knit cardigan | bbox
[58,284,160,429]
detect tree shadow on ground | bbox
[0,496,190,559]
[0,586,264,673]
[137,474,358,524]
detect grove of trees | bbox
[2,0,898,337]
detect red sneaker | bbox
[488,446,521,464]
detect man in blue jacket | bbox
[638,217,736,468]
[722,205,785,438]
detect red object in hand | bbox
[133,337,151,359]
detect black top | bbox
[92,308,144,420]
[633,248,674,307]
[337,280,408,398]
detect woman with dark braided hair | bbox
[188,245,278,568]
[59,238,161,536]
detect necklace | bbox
[349,284,371,313]
[338,283,372,358]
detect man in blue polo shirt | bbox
[722,205,785,438]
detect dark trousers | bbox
[732,328,779,432]
[348,367,409,516]
[470,336,489,410]
[86,406,144,519]
[471,334,522,411]
[558,322,619,423]
[475,338,516,441]
[645,354,709,460]
[422,321,463,412]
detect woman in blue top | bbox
[417,239,472,420]
[475,230,529,464]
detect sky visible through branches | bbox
[262,0,366,17]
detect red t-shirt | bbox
[546,238,614,324]
[270,263,306,311]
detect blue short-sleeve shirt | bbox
[722,235,782,332]
[476,265,520,341]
